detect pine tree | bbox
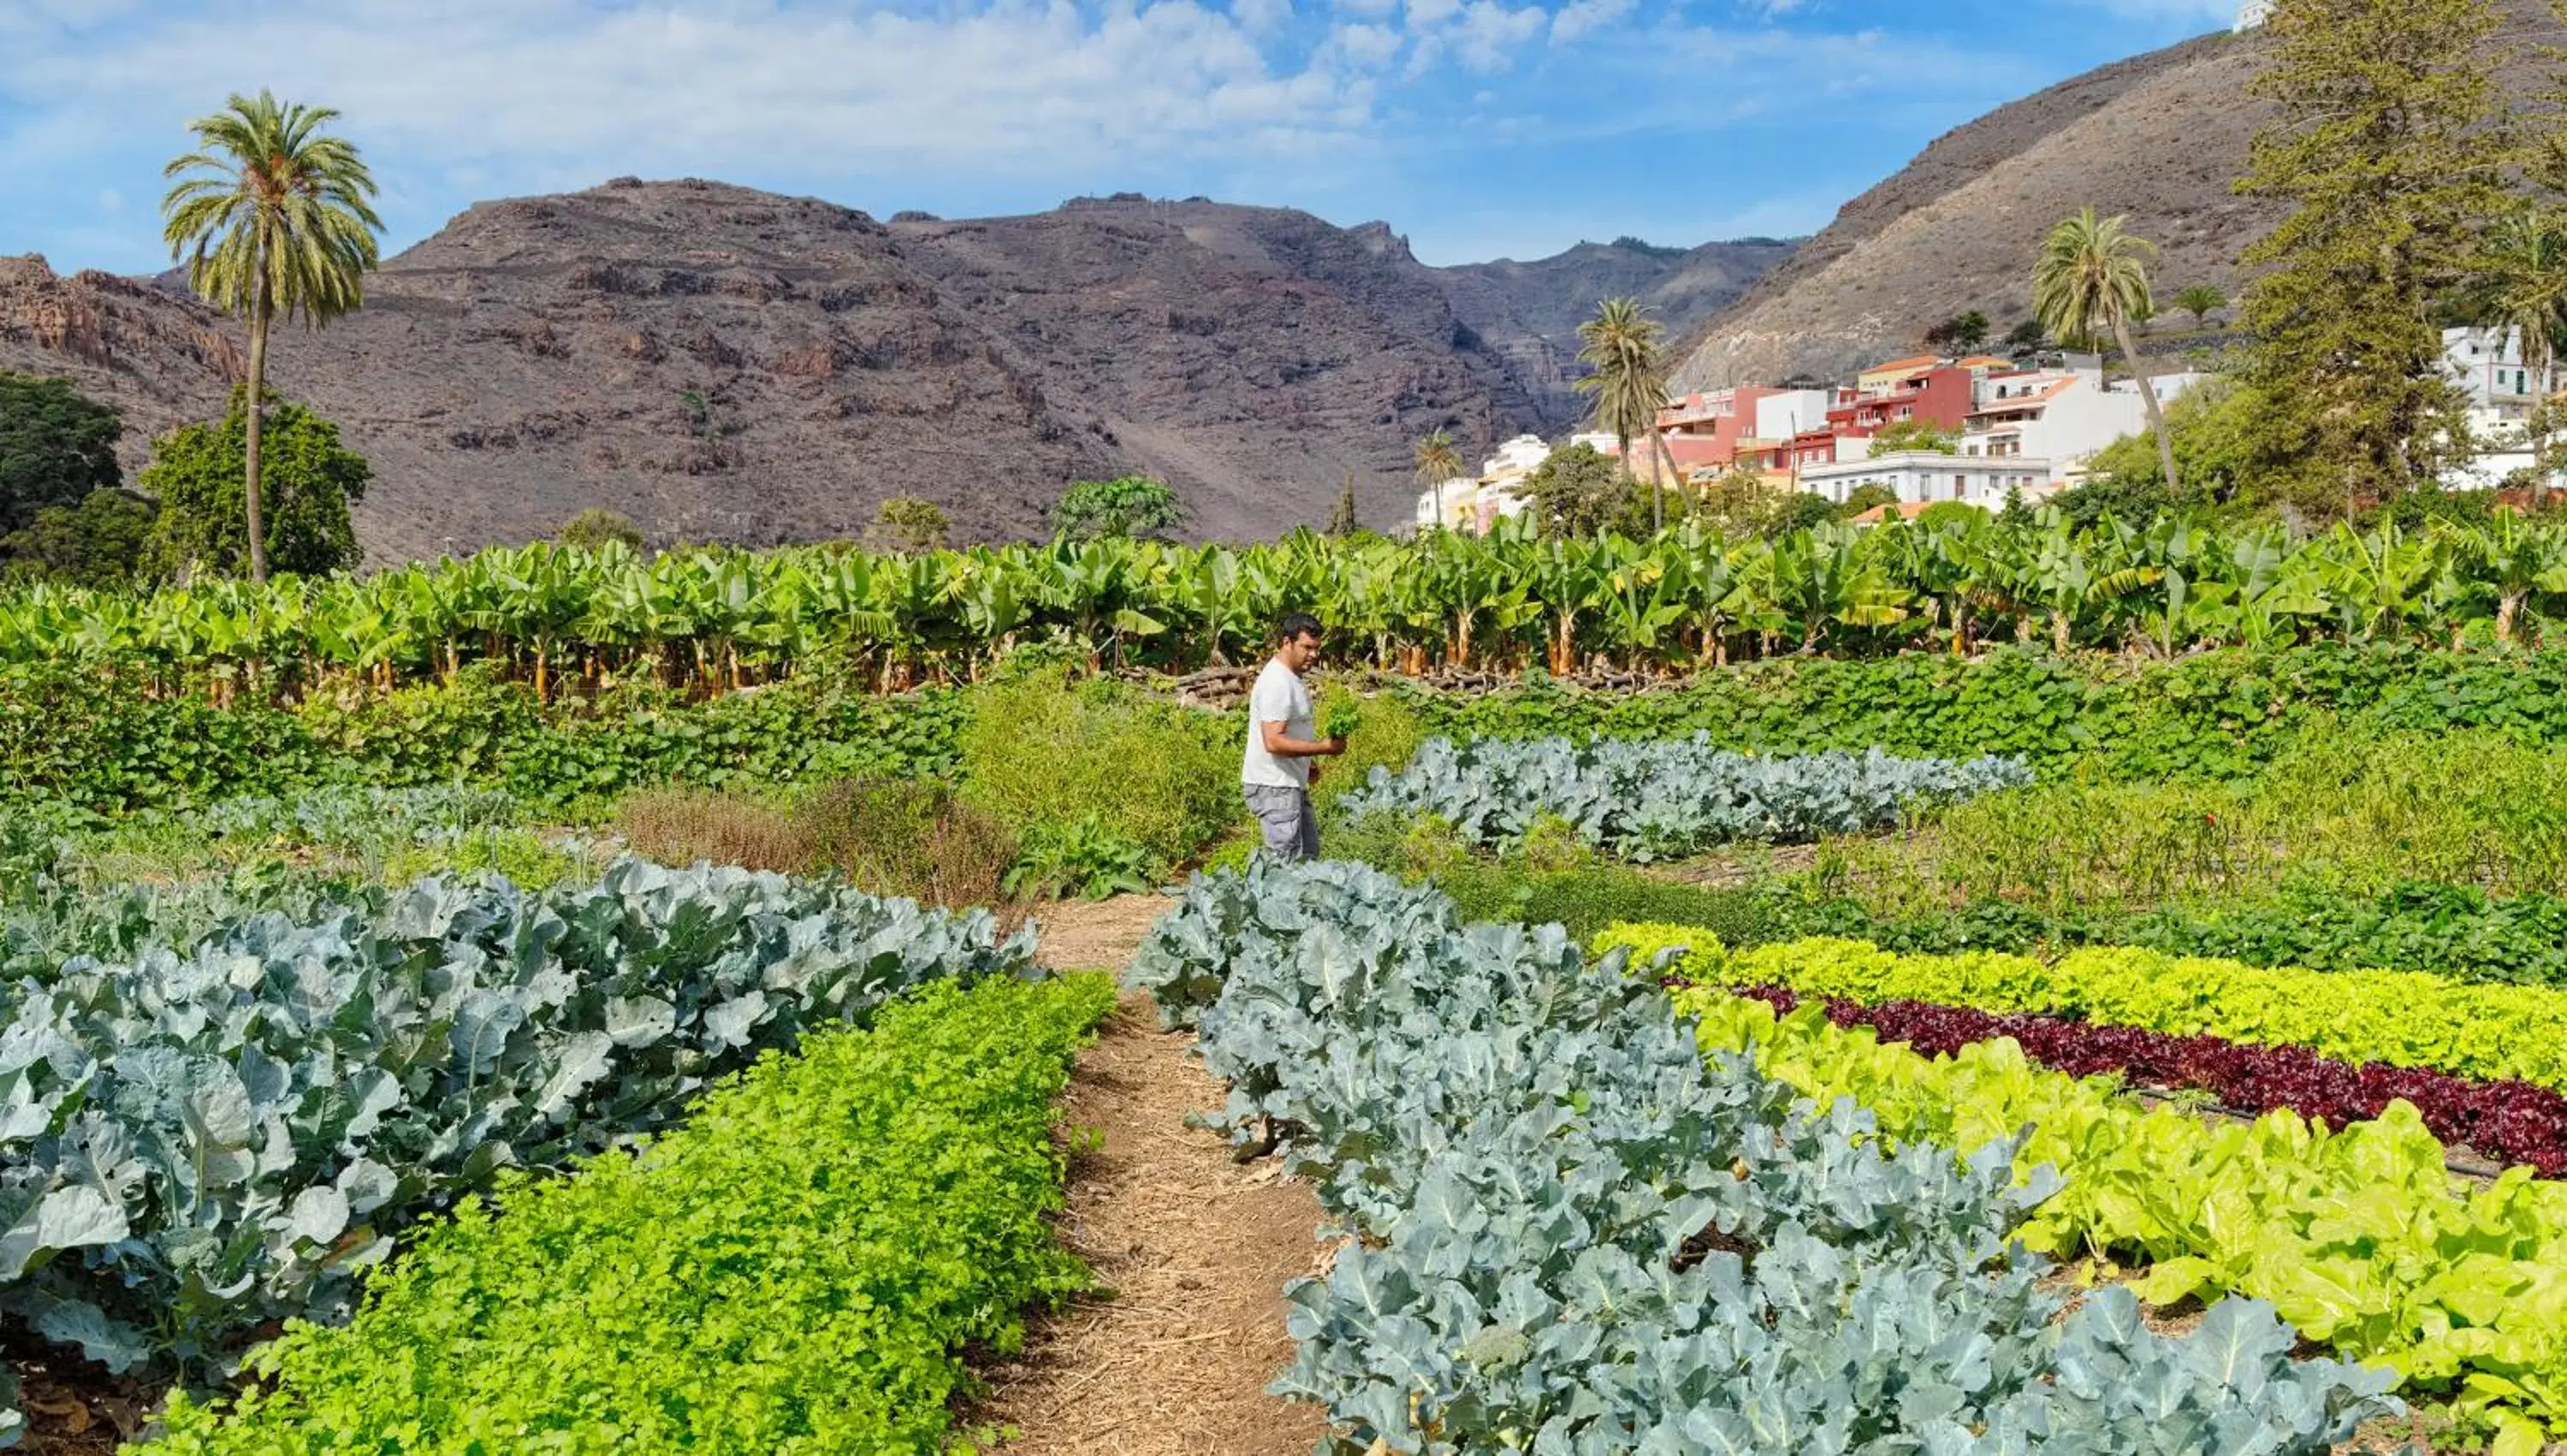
[2232,0,2508,518]
[1328,471,1360,536]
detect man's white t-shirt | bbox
[1242,658,1315,790]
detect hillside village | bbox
[1422,325,2562,530]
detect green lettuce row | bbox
[1600,925,2567,1096]
[140,972,1118,1453]
[1671,983,2567,1453]
[1129,860,2393,1453]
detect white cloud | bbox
[1550,0,1634,44]
[1322,22,1406,68]
[1449,1,1548,72]
[0,0,1377,181]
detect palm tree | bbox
[1414,429,1466,532]
[2465,207,2567,501]
[162,91,382,583]
[2173,285,2227,329]
[2035,208,2177,494]
[1575,298,1675,532]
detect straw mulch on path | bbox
[976,896,1333,1455]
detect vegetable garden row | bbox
[12,511,2567,695]
[0,856,1080,1447]
[9,636,2567,1450]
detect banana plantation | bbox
[4,512,2564,697]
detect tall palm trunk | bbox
[1650,431,1686,531]
[243,269,272,583]
[2113,312,2178,494]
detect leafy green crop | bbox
[1127,860,2392,1452]
[1673,980,2567,1451]
[145,973,1116,1453]
[0,859,1035,1437]
[1319,698,1361,740]
[1607,926,2567,1096]
[1344,736,2030,860]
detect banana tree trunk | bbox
[243,274,272,584]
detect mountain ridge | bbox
[0,181,1787,561]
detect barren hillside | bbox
[1675,3,2565,388]
[0,183,1786,560]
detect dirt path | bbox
[975,897,1332,1456]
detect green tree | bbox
[0,371,123,536]
[3,489,160,589]
[1052,476,1184,542]
[1414,429,1466,530]
[1327,472,1360,536]
[865,495,951,553]
[2001,320,2048,358]
[2173,285,2228,328]
[2035,208,2179,494]
[2461,206,2567,498]
[143,390,370,578]
[1574,298,1675,531]
[2235,0,2505,516]
[2065,376,2280,527]
[1766,490,1847,536]
[1841,482,1900,518]
[1926,311,1991,354]
[1519,442,1633,538]
[1868,419,1962,455]
[161,91,382,583]
[559,507,645,553]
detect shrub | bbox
[957,666,1236,875]
[803,777,1018,909]
[557,507,644,552]
[614,784,815,873]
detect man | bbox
[1242,613,1346,861]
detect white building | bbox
[2236,0,2270,30]
[1960,362,2206,486]
[1414,433,1550,532]
[1798,451,2054,512]
[2444,326,2562,491]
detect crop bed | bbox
[1343,735,2030,859]
[1597,926,2567,1449]
[1728,984,2567,1176]
[145,973,1117,1452]
[0,859,1036,1444]
[1126,860,2391,1453]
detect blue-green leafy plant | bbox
[1126,860,2395,1453]
[1345,736,2032,860]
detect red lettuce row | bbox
[1728,984,2567,1176]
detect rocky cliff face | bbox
[0,181,1785,561]
[1437,237,1799,423]
[1672,2,2564,389]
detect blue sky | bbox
[2,0,2239,274]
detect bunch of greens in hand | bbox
[1322,699,1363,742]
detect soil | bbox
[973,896,1334,1455]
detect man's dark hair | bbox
[1277,612,1325,643]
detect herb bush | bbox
[957,666,1237,877]
[1738,880,2567,989]
[1675,982,2567,1450]
[1126,859,2391,1452]
[0,859,1035,1432]
[1827,729,2567,911]
[0,662,967,818]
[147,973,1116,1453]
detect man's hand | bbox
[1324,737,1349,756]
